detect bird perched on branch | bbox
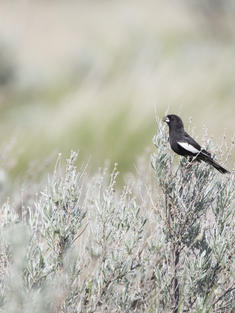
[163,114,230,174]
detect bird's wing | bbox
[177,132,202,155]
[178,132,212,158]
[177,142,200,154]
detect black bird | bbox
[163,114,230,174]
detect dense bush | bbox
[0,122,234,313]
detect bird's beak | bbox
[163,116,169,123]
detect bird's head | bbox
[163,114,184,129]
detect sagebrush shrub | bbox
[0,121,234,313]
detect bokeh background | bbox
[0,0,234,184]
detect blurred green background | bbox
[0,0,234,183]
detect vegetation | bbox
[0,2,234,311]
[0,0,235,180]
[0,121,234,312]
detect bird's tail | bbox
[207,159,230,174]
[200,151,230,174]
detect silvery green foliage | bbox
[0,125,234,313]
[151,121,235,313]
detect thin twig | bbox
[71,223,88,245]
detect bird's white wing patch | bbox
[178,142,200,154]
